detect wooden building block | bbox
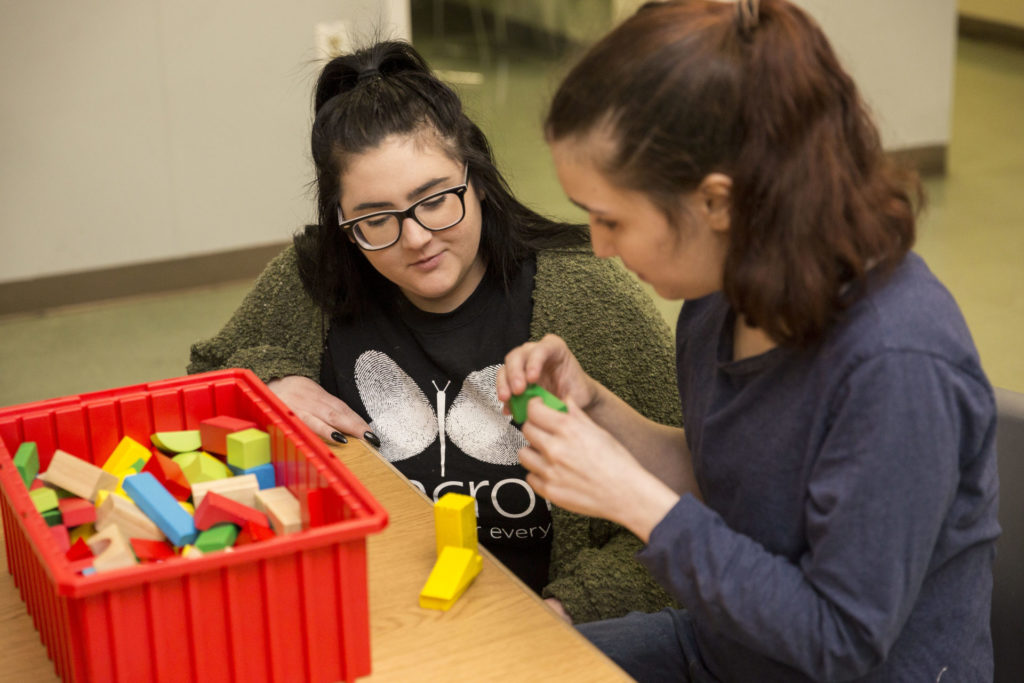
[95,490,166,542]
[66,537,94,561]
[254,487,302,535]
[199,416,259,455]
[226,428,271,470]
[58,497,97,527]
[50,525,71,553]
[151,430,201,454]
[102,436,151,476]
[42,508,63,526]
[508,384,567,425]
[68,523,94,546]
[142,451,192,501]
[190,474,259,509]
[41,449,118,502]
[29,487,59,514]
[434,492,478,556]
[13,441,39,489]
[419,546,483,611]
[123,472,197,547]
[195,523,239,553]
[228,462,276,489]
[194,491,268,531]
[87,525,138,572]
[172,451,232,484]
[129,538,176,562]
[235,519,276,545]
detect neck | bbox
[733,314,777,361]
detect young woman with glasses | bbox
[189,40,681,622]
[498,1,999,680]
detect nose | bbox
[400,216,432,250]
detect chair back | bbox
[993,387,1024,683]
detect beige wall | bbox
[794,0,957,153]
[960,0,1024,28]
[0,0,409,284]
[0,0,956,284]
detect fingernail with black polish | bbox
[364,431,381,448]
[331,431,348,444]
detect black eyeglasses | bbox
[337,163,470,251]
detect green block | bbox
[508,384,568,425]
[30,487,59,513]
[173,451,232,484]
[226,428,271,470]
[42,507,63,527]
[152,430,202,454]
[195,523,239,553]
[13,442,39,489]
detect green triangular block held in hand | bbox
[509,384,568,425]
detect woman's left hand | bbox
[519,398,680,543]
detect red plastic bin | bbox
[0,369,388,683]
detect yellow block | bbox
[434,492,477,557]
[103,436,151,476]
[419,546,483,611]
[172,451,232,484]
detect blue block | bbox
[230,462,275,489]
[243,463,276,490]
[123,472,197,546]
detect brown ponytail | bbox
[546,0,921,346]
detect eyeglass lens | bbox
[352,191,465,249]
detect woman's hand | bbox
[519,398,680,543]
[497,334,599,415]
[266,376,372,445]
[544,597,572,624]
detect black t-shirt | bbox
[320,256,552,592]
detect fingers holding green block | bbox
[508,384,568,425]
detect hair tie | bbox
[736,0,760,38]
[357,67,380,83]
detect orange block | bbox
[199,416,259,456]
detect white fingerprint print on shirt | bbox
[355,351,437,461]
[354,350,526,475]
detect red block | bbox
[58,497,97,527]
[66,537,94,561]
[235,519,276,546]
[199,415,258,455]
[194,491,268,531]
[130,538,176,562]
[50,525,71,553]
[142,451,191,501]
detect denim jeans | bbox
[577,609,717,683]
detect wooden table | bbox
[0,440,630,682]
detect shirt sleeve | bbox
[638,351,990,680]
[187,246,325,383]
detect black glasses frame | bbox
[337,163,470,251]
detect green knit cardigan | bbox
[189,243,682,623]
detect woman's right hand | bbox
[497,334,599,416]
[266,376,373,445]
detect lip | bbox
[410,251,444,270]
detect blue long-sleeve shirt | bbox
[641,253,1000,681]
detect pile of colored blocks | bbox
[11,415,303,573]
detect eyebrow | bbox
[352,174,453,213]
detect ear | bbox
[699,173,732,234]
